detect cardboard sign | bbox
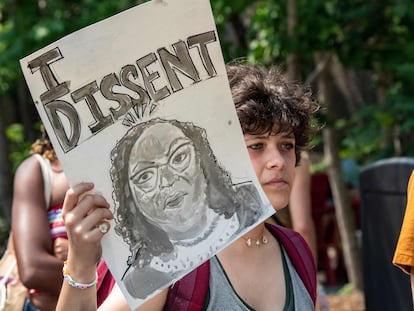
[20,0,274,308]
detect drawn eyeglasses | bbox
[130,141,196,193]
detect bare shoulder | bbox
[14,154,42,183]
[13,155,46,197]
[12,155,45,216]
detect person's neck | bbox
[217,222,277,268]
[225,222,269,252]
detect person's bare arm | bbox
[54,237,69,261]
[290,153,322,310]
[289,153,318,263]
[12,156,65,295]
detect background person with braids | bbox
[11,125,70,311]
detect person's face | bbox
[244,130,296,211]
[128,123,208,236]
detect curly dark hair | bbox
[110,118,241,270]
[226,62,319,165]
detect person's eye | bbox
[169,143,194,171]
[247,143,263,150]
[133,168,156,185]
[137,171,153,183]
[171,151,187,165]
[281,142,295,150]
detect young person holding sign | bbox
[56,63,319,311]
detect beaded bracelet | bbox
[62,261,98,289]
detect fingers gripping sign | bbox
[62,182,114,266]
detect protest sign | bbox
[20,0,274,308]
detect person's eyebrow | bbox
[281,132,295,139]
[167,137,193,156]
[244,134,268,141]
[130,160,156,179]
[244,132,295,141]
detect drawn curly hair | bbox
[110,118,241,269]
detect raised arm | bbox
[57,182,169,311]
[56,182,113,311]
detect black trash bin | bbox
[359,157,414,311]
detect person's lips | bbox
[262,177,288,188]
[164,191,187,210]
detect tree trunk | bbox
[315,51,363,292]
[329,54,363,116]
[17,79,38,142]
[376,71,401,155]
[286,0,299,82]
[0,96,14,229]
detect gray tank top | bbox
[205,248,313,311]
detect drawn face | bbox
[128,123,208,238]
[244,130,296,211]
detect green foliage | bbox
[247,1,286,65]
[5,123,31,173]
[341,92,414,163]
[336,0,414,76]
[1,0,414,169]
[237,0,414,166]
[338,283,355,295]
[211,0,251,61]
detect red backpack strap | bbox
[164,260,210,311]
[96,260,117,307]
[265,222,317,305]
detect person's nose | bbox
[158,165,175,189]
[265,145,285,169]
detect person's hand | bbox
[30,291,59,311]
[53,237,68,261]
[62,182,113,281]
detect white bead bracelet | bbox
[62,261,98,289]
